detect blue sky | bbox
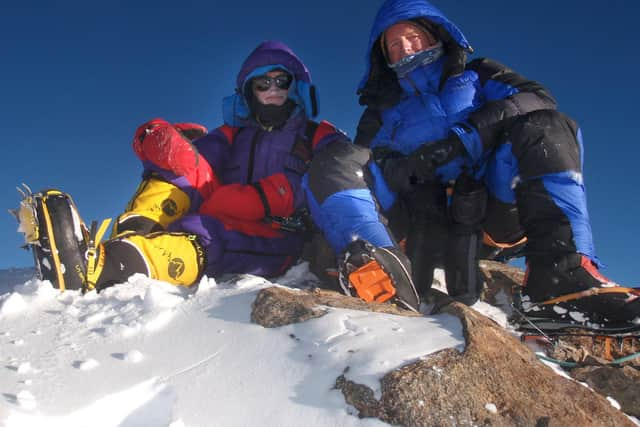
[2,0,639,286]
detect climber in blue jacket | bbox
[304,0,639,324]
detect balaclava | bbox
[245,69,297,130]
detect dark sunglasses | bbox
[251,73,293,92]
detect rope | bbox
[511,304,553,342]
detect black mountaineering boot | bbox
[505,110,640,327]
[522,253,640,326]
[339,239,420,312]
[515,176,639,326]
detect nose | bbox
[401,37,415,55]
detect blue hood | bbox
[358,0,471,92]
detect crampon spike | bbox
[16,183,33,199]
[16,188,89,291]
[16,186,27,199]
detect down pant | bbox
[95,214,305,290]
[169,214,304,278]
[418,109,595,300]
[97,173,305,290]
[426,108,596,299]
[483,109,594,262]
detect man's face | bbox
[384,22,436,64]
[251,70,292,106]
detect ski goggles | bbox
[251,73,293,92]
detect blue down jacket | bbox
[306,0,597,262]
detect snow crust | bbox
[0,264,464,426]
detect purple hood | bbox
[223,40,318,126]
[236,40,312,89]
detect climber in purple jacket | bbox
[80,41,353,291]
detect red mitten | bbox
[132,119,219,198]
[134,120,199,176]
[174,123,208,141]
[132,118,170,161]
[199,174,294,222]
[200,184,265,221]
[257,173,294,217]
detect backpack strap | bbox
[290,120,318,166]
[304,120,320,147]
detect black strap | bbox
[304,120,319,144]
[290,120,319,168]
[309,86,319,117]
[251,182,271,218]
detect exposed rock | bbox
[371,301,634,426]
[251,286,421,328]
[335,289,634,425]
[477,261,640,418]
[572,365,640,418]
[251,263,637,425]
[250,286,326,328]
[334,367,382,419]
[478,260,524,308]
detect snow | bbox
[0,263,466,427]
[607,396,621,410]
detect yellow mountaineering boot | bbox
[13,187,90,291]
[86,232,206,292]
[112,177,191,236]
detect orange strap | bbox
[602,337,613,361]
[348,261,396,303]
[541,286,640,305]
[483,232,527,249]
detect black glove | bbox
[381,156,413,193]
[408,135,466,182]
[381,135,466,193]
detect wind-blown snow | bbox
[0,263,465,427]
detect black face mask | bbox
[250,98,297,130]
